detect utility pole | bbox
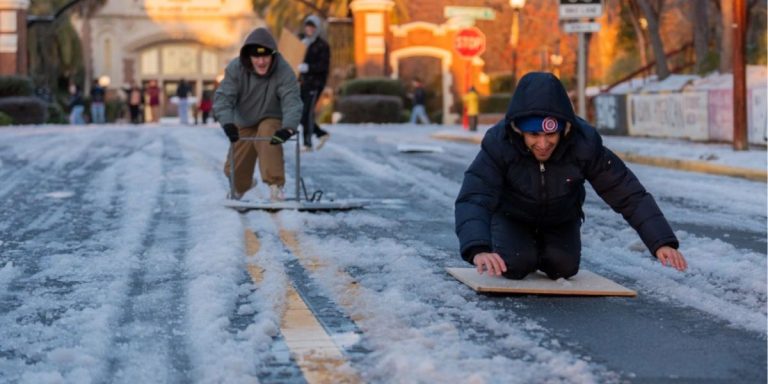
[732,0,747,150]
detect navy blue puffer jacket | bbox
[455,72,678,264]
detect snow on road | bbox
[0,123,764,383]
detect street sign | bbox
[559,0,603,20]
[454,27,486,59]
[563,22,601,33]
[444,6,496,21]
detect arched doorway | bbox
[137,42,221,118]
[390,47,454,124]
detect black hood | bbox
[239,28,279,76]
[504,72,577,129]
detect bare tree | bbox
[626,1,649,69]
[635,0,670,79]
[719,0,734,73]
[691,1,710,73]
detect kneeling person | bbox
[214,27,302,201]
[455,72,687,280]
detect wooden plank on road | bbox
[447,267,637,297]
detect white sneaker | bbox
[301,145,313,153]
[269,184,285,201]
[316,133,330,150]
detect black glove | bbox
[270,128,295,145]
[222,123,239,143]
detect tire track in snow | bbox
[104,135,192,383]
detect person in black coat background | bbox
[455,72,687,280]
[298,15,331,151]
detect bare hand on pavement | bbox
[473,252,507,276]
[655,246,688,272]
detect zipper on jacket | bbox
[539,162,548,216]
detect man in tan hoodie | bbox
[214,28,303,201]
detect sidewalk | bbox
[431,127,767,182]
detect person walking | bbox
[68,84,85,125]
[455,72,687,280]
[409,78,430,124]
[146,80,161,123]
[463,86,479,132]
[176,79,190,125]
[199,90,213,124]
[214,27,303,201]
[125,82,143,124]
[90,79,106,124]
[298,15,331,151]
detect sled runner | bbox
[446,267,636,297]
[223,198,365,212]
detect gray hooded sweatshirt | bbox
[214,28,302,130]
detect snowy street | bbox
[0,123,765,383]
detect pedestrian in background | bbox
[214,27,302,201]
[456,72,687,280]
[463,86,479,132]
[125,82,143,124]
[146,80,161,123]
[298,15,331,151]
[409,78,430,124]
[90,79,106,124]
[68,84,85,125]
[177,79,190,124]
[199,90,213,124]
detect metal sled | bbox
[224,94,365,212]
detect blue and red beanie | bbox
[515,116,565,133]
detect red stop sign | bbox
[454,27,486,59]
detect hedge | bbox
[0,97,48,125]
[338,77,405,97]
[0,111,12,126]
[336,95,403,123]
[480,93,512,114]
[0,76,34,98]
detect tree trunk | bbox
[636,0,670,79]
[627,1,649,69]
[719,0,734,73]
[692,1,709,73]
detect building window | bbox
[141,48,159,75]
[162,45,198,75]
[201,49,218,75]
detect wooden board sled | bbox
[223,199,366,212]
[446,267,636,297]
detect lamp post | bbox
[509,0,526,90]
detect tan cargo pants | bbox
[223,118,285,196]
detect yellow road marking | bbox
[277,227,365,322]
[243,227,361,383]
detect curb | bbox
[430,132,767,183]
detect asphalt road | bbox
[0,124,764,383]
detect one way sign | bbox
[559,0,603,20]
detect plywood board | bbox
[446,267,636,297]
[277,28,307,77]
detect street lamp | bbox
[509,0,526,90]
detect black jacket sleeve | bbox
[585,140,679,256]
[455,125,507,264]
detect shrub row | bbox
[338,77,405,98]
[0,97,48,125]
[0,76,34,98]
[336,95,403,123]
